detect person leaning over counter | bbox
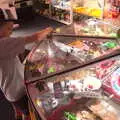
[0,8,53,119]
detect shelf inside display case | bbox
[52,17,71,25]
[53,5,71,11]
[51,0,71,11]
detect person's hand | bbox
[35,27,53,42]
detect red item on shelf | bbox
[112,10,119,18]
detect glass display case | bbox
[24,20,120,120]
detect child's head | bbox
[0,8,15,37]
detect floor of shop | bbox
[0,15,63,120]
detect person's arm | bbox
[0,27,53,59]
[24,27,53,44]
